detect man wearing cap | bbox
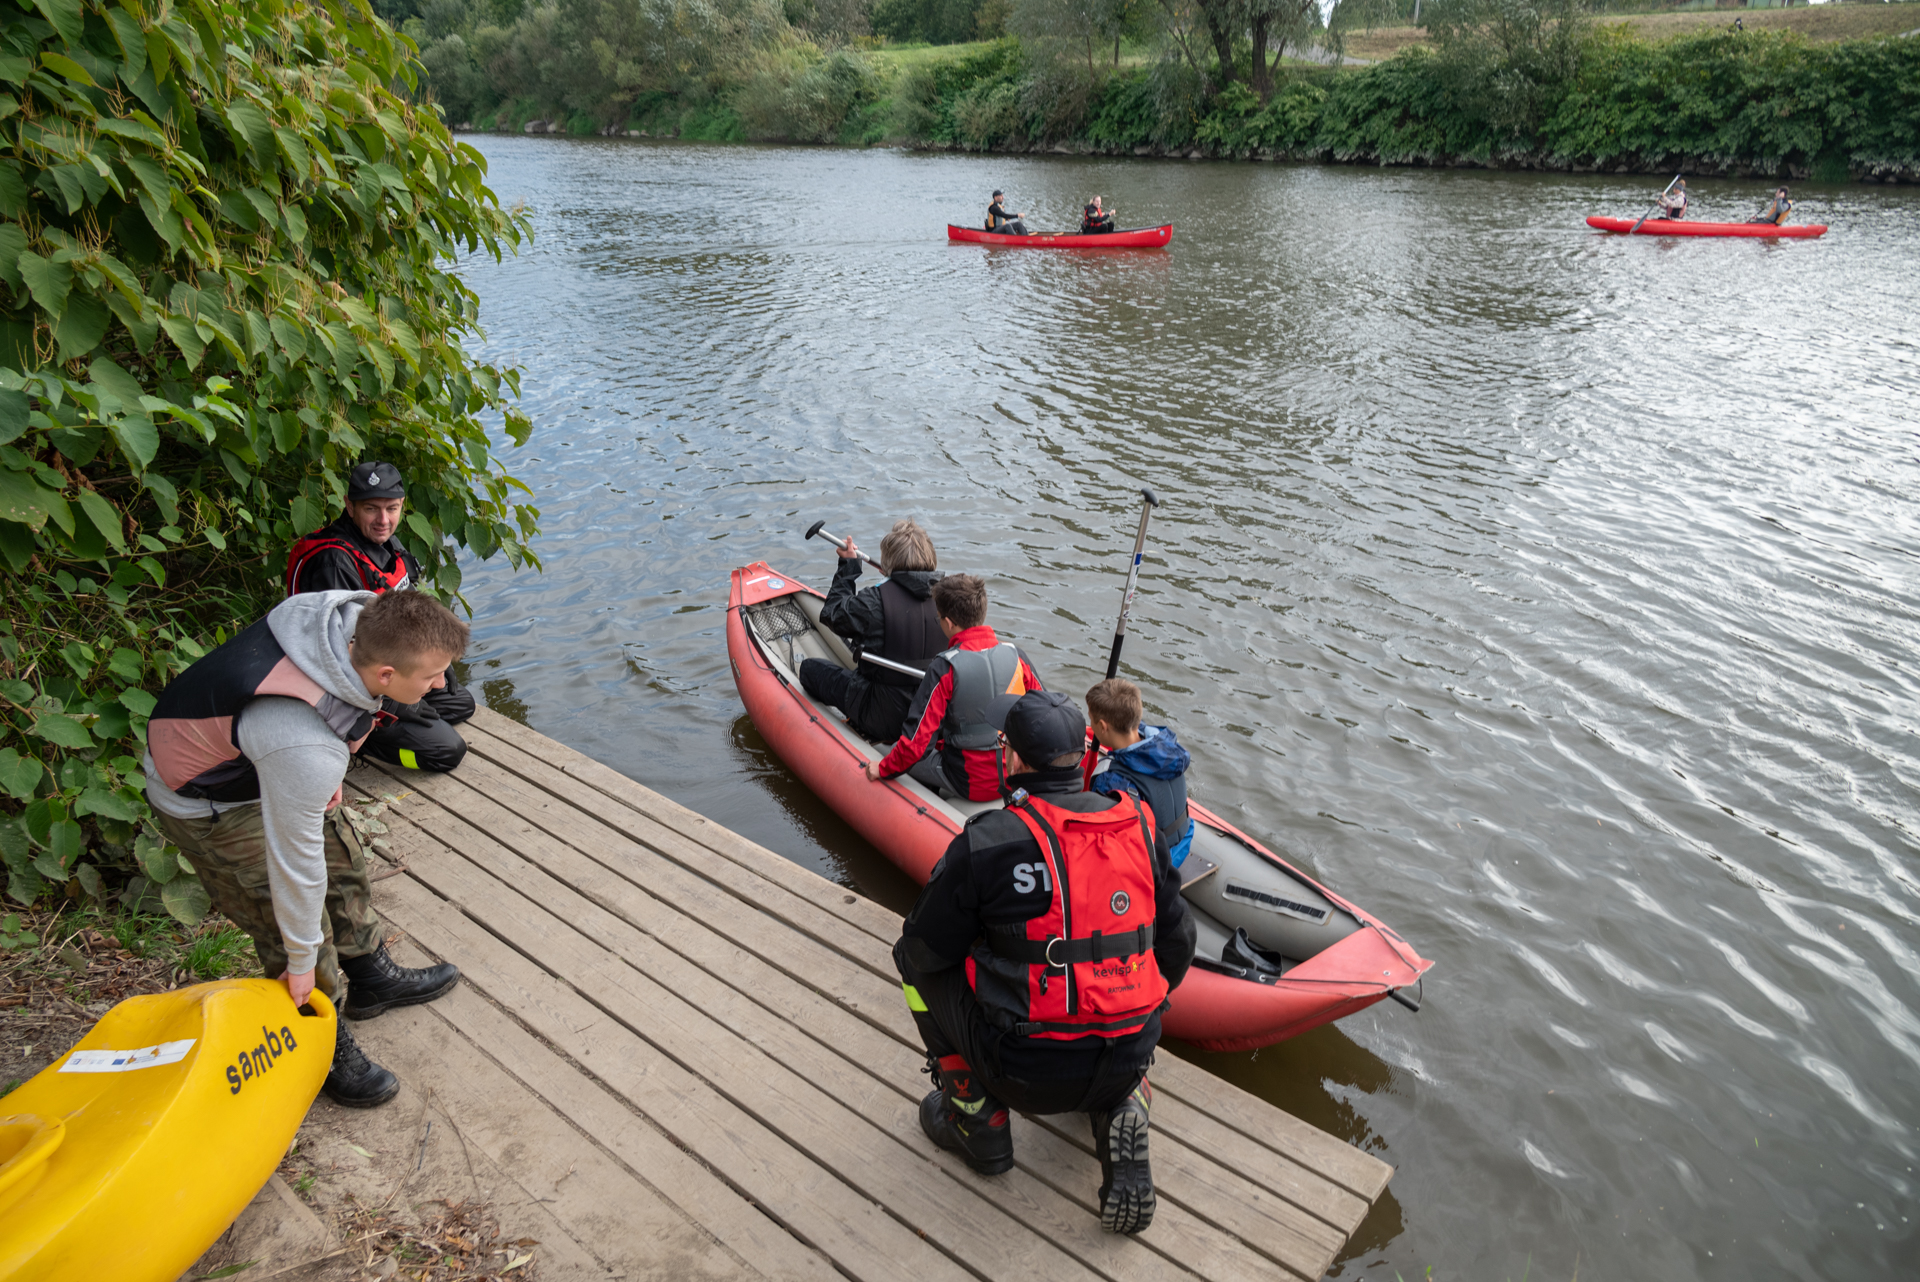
[894,690,1197,1234]
[284,461,475,773]
[986,190,1029,235]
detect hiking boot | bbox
[339,943,460,1021]
[1091,1078,1154,1233]
[322,1020,400,1108]
[919,1088,1014,1175]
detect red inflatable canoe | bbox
[728,562,1434,1053]
[948,223,1173,249]
[1586,215,1827,239]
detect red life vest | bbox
[283,526,412,596]
[974,792,1169,1041]
[148,615,390,802]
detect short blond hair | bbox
[1085,678,1141,735]
[879,519,936,574]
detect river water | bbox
[449,136,1918,1280]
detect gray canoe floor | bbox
[342,705,1393,1281]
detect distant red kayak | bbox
[1587,216,1827,239]
[948,223,1173,249]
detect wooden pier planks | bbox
[349,706,1392,1280]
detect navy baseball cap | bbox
[347,460,405,501]
[985,690,1085,767]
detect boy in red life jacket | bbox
[894,690,1197,1234]
[864,574,1046,801]
[284,460,475,773]
[144,590,471,1108]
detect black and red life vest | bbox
[970,792,1169,1041]
[147,615,388,802]
[283,523,414,597]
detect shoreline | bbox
[454,126,1920,185]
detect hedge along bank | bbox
[0,0,537,928]
[909,30,1920,183]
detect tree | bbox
[0,0,535,918]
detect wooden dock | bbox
[342,706,1393,1281]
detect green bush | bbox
[0,0,535,921]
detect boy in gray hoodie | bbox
[145,589,470,1106]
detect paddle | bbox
[1105,488,1160,680]
[804,520,884,570]
[1629,174,1683,236]
[859,652,926,680]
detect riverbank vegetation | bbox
[0,0,535,923]
[407,0,1920,180]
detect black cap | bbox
[991,189,1003,197]
[347,460,405,501]
[985,690,1085,767]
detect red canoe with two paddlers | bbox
[726,561,1433,1053]
[1587,216,1827,239]
[948,223,1173,249]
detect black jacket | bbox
[820,560,940,658]
[899,769,1197,1083]
[290,515,422,594]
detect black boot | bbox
[918,1057,1013,1175]
[1091,1078,1154,1234]
[323,1020,400,1108]
[339,944,460,1021]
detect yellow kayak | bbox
[0,979,335,1281]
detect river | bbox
[447,136,1919,1280]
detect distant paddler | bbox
[1748,185,1794,226]
[1655,177,1690,221]
[986,189,1029,235]
[1080,196,1116,235]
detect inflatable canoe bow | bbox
[948,223,1173,249]
[1586,215,1827,239]
[0,979,335,1281]
[729,562,1434,1053]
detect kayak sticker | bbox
[767,578,785,590]
[1221,879,1330,924]
[226,1023,304,1095]
[61,1038,196,1073]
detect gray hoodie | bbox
[145,590,381,975]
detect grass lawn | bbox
[1341,3,1920,62]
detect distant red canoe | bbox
[1586,216,1827,239]
[948,223,1173,249]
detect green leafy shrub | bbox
[0,0,535,921]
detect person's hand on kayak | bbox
[838,538,862,561]
[865,760,883,782]
[281,968,315,1007]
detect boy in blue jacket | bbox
[1086,679,1195,867]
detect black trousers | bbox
[799,658,916,745]
[895,942,1145,1116]
[359,668,473,773]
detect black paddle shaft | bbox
[1106,488,1160,680]
[804,520,884,570]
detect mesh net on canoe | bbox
[745,596,816,672]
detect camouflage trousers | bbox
[155,803,381,1002]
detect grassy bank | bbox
[456,26,1920,184]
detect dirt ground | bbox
[1341,4,1920,62]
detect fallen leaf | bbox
[347,1142,376,1158]
[504,1254,533,1273]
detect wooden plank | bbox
[1148,1093,1371,1232]
[376,848,1116,1282]
[373,873,972,1282]
[463,709,901,944]
[361,979,768,1281]
[374,800,1340,1282]
[390,747,896,985]
[385,956,843,1282]
[1147,1064,1394,1203]
[354,764,907,1041]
